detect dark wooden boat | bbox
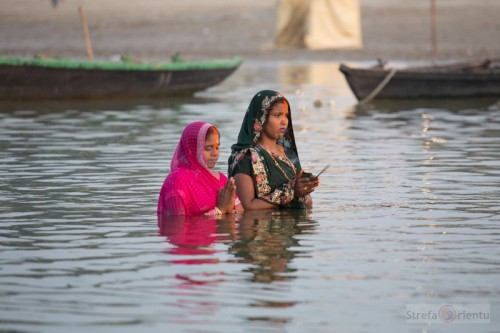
[339,59,500,101]
[0,56,242,100]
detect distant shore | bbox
[1,0,499,63]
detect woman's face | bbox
[203,130,220,169]
[263,102,289,141]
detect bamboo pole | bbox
[431,0,437,55]
[78,6,94,61]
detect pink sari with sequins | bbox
[157,121,236,216]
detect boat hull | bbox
[0,57,242,100]
[339,63,500,100]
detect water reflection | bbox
[157,210,317,329]
[158,210,317,284]
[230,209,317,284]
[277,61,356,113]
[158,215,220,265]
[158,210,317,329]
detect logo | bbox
[406,303,490,324]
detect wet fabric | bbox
[158,121,234,215]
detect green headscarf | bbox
[228,90,305,207]
[229,90,299,171]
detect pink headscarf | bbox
[157,121,229,216]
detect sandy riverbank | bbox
[0,0,499,63]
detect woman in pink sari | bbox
[157,121,243,216]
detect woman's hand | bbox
[216,177,237,214]
[294,170,320,198]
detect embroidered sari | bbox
[157,121,238,216]
[228,90,306,208]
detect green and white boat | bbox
[0,55,243,100]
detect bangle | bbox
[205,207,223,216]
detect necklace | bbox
[258,144,297,181]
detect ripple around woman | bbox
[228,90,320,210]
[157,121,243,216]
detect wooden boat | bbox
[339,59,500,101]
[0,55,242,100]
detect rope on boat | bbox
[358,67,398,105]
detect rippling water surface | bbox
[1,61,499,333]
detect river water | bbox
[1,61,499,333]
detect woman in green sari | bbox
[228,90,319,210]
